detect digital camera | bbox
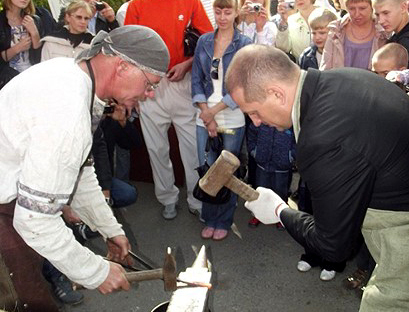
[249,3,262,12]
[284,0,295,9]
[103,105,115,114]
[94,1,105,11]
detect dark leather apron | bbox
[0,200,60,312]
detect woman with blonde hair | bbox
[320,0,387,69]
[41,0,93,61]
[0,0,43,88]
[238,0,277,45]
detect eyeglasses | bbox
[140,69,159,92]
[71,14,91,21]
[211,58,220,80]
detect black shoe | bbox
[52,274,84,305]
[73,223,101,241]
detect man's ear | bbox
[266,86,286,106]
[116,60,129,77]
[401,0,408,13]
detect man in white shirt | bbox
[0,25,169,311]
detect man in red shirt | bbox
[125,0,213,220]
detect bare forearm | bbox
[210,101,228,115]
[31,33,41,49]
[1,46,19,62]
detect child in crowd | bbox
[372,42,409,76]
[246,124,296,228]
[299,7,337,69]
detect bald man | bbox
[226,44,409,312]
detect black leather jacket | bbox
[0,10,44,71]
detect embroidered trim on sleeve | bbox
[17,195,65,214]
[18,182,71,200]
[17,182,70,214]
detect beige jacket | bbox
[276,12,312,60]
[320,15,387,70]
[41,35,91,62]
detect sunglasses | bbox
[211,58,220,80]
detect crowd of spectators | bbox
[1,0,409,309]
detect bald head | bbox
[372,0,405,6]
[226,45,300,103]
[372,43,408,77]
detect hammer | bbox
[124,247,177,291]
[124,248,212,291]
[199,150,259,201]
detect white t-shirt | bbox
[196,58,244,128]
[9,25,31,73]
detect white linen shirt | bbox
[0,57,124,289]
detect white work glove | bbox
[244,187,289,224]
[386,70,403,83]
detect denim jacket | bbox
[191,28,252,109]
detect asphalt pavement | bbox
[65,181,361,312]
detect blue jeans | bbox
[255,166,289,202]
[111,178,138,208]
[196,126,245,230]
[114,146,131,182]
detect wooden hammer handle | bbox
[225,176,259,201]
[125,268,163,283]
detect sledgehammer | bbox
[199,150,259,201]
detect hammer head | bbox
[199,150,240,197]
[163,247,177,291]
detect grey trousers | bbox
[360,208,409,312]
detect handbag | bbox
[193,136,231,204]
[184,19,201,57]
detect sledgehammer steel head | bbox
[163,247,177,291]
[124,247,177,291]
[199,150,240,197]
[199,150,259,202]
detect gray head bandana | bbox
[75,25,170,77]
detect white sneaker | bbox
[320,269,336,281]
[162,203,177,220]
[297,260,312,272]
